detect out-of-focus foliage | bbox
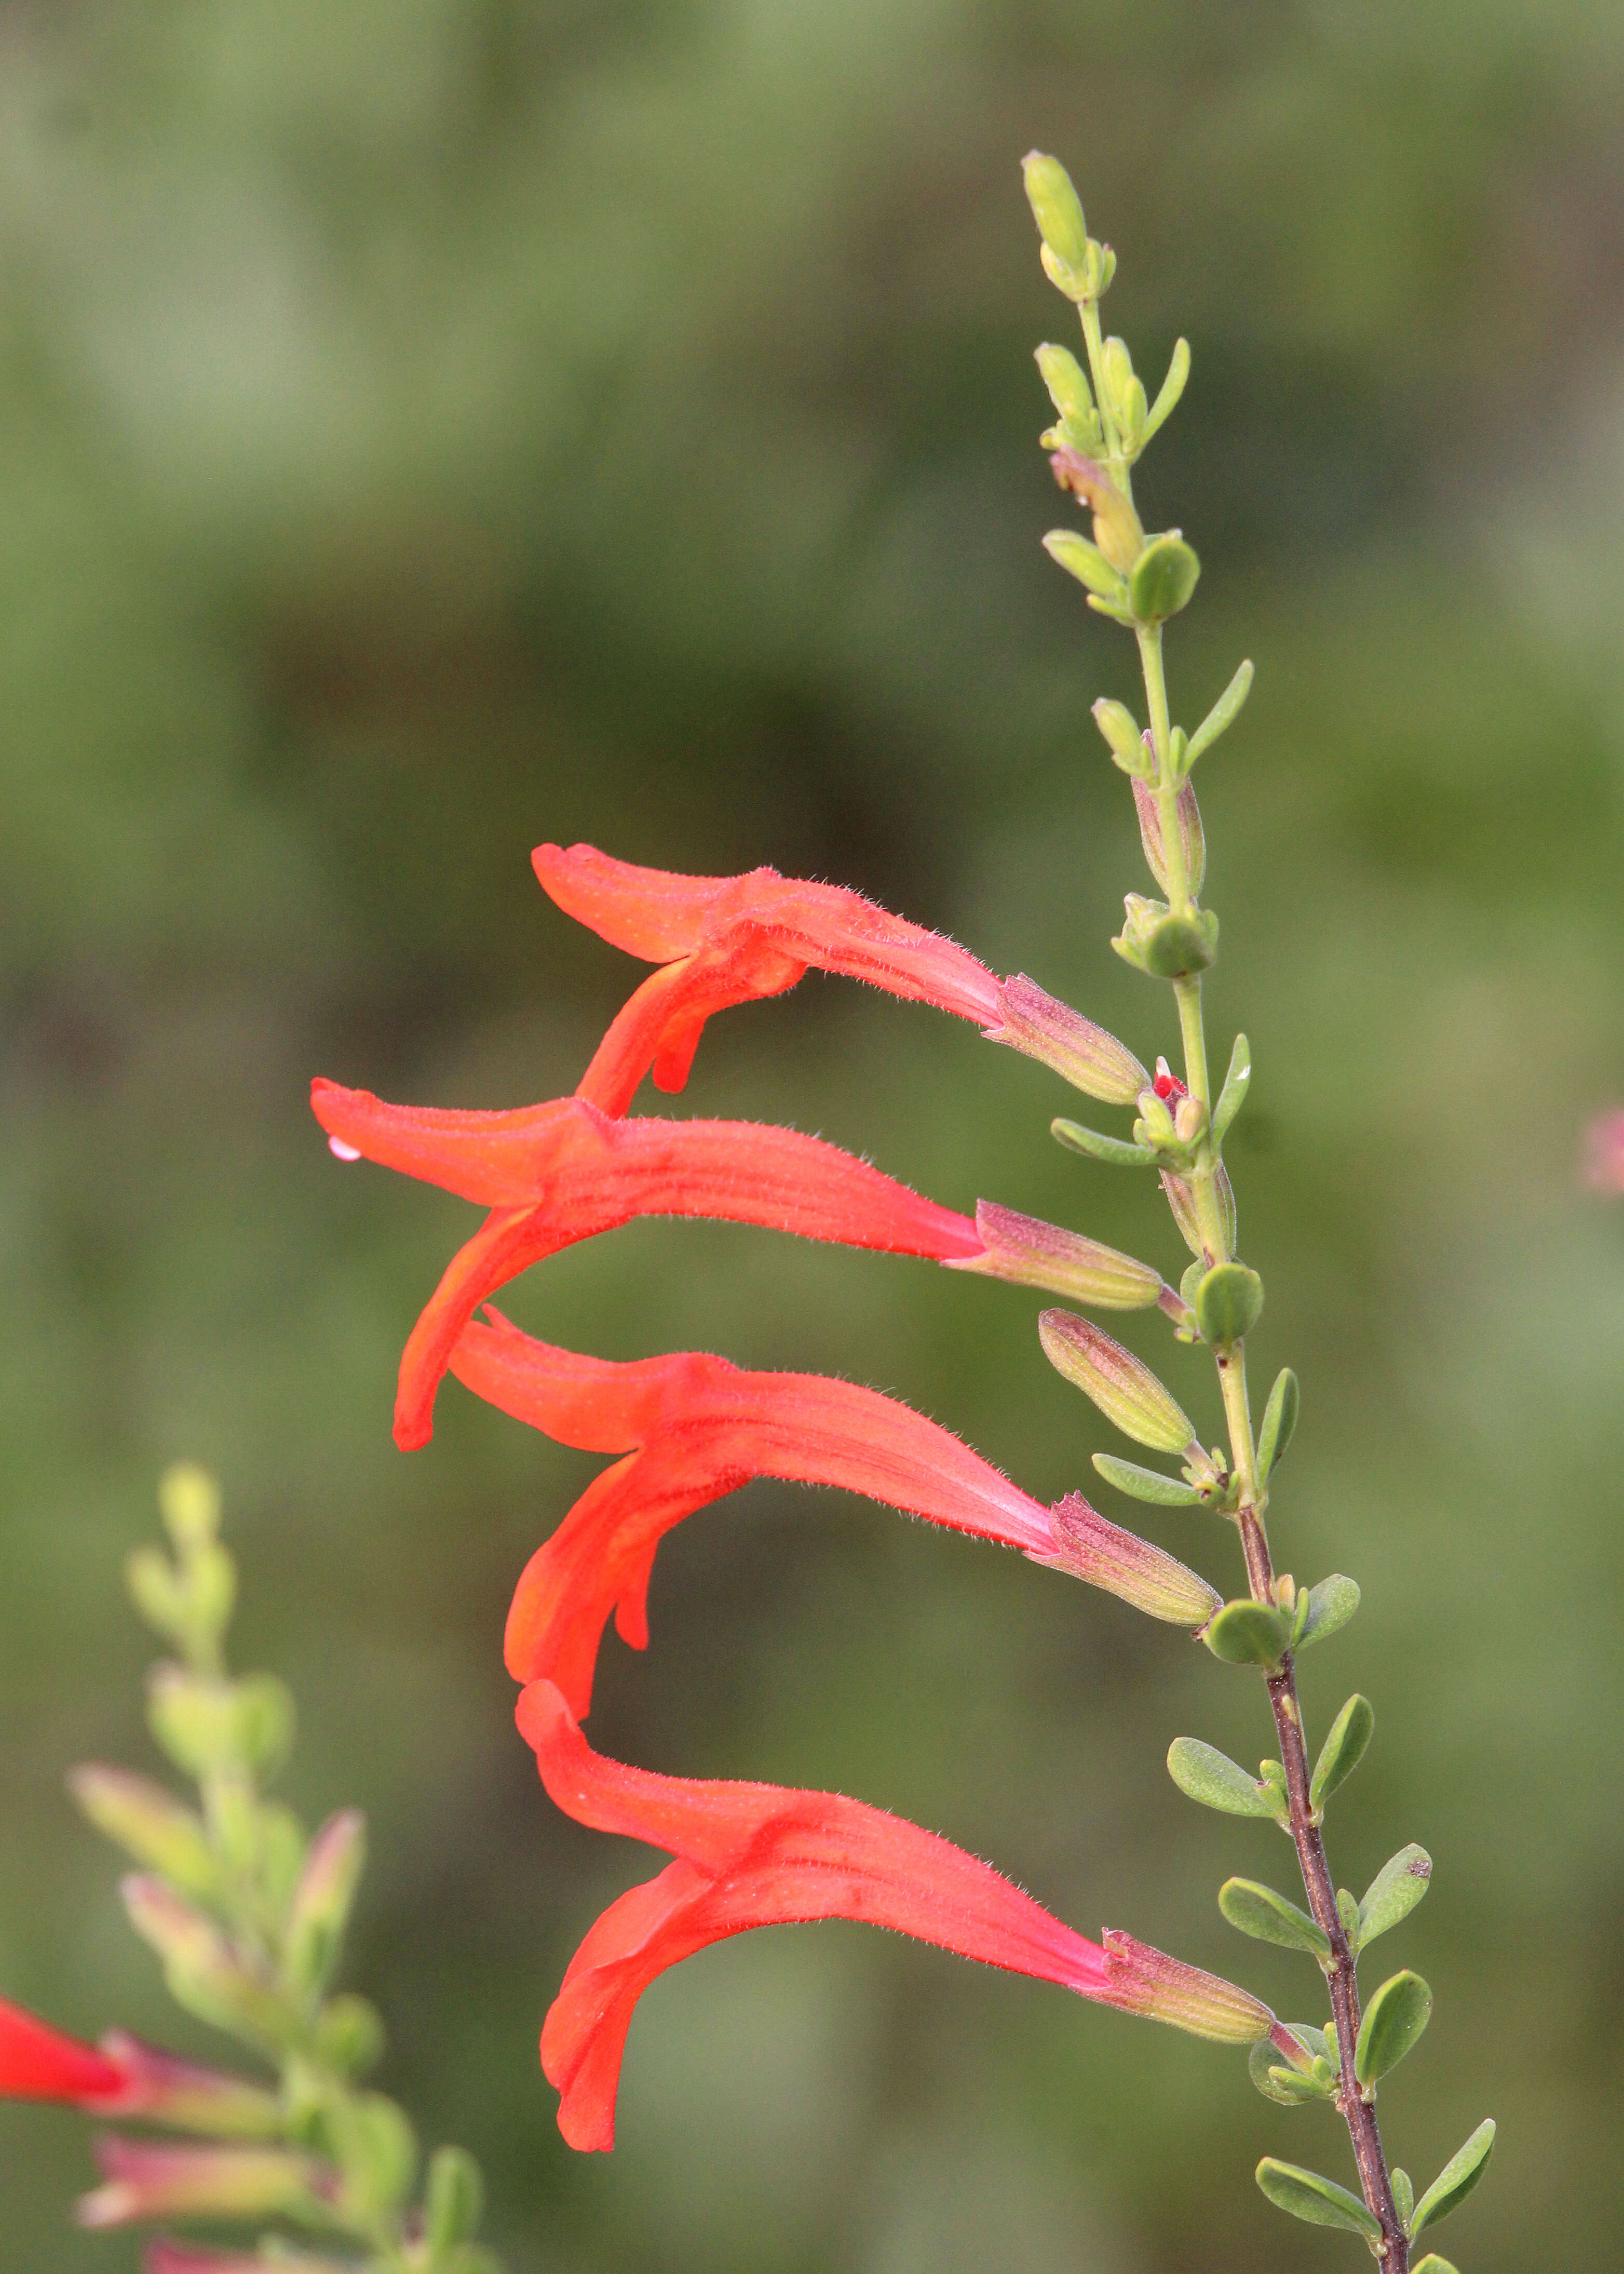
[2,4,1621,2269]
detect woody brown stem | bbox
[1236,1507,1409,2269]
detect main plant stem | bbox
[1133,622,1410,2270]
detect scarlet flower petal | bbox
[0,1996,125,2104]
[516,1680,1111,2150]
[448,1312,1055,1707]
[535,843,1004,1023]
[310,1085,984,1449]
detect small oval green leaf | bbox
[1358,1845,1433,1947]
[1219,1878,1332,1962]
[1203,1598,1290,1669]
[1410,2120,1495,2239]
[1255,1366,1299,1485]
[1195,1261,1264,1347]
[1141,909,1217,978]
[1248,2037,1333,2104]
[1310,1694,1374,1814]
[1092,1453,1207,1505]
[1296,1573,1359,1651]
[1410,2257,1461,2274]
[1050,1118,1159,1168]
[1044,528,1127,603]
[1166,1738,1285,1820]
[1255,2159,1380,2241]
[1390,2169,1415,2230]
[1355,1969,1432,2088]
[1129,533,1201,623]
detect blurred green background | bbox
[3,3,1622,2268]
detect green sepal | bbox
[1195,1261,1264,1346]
[1410,2120,1495,2238]
[426,2145,485,2253]
[1358,1845,1433,1947]
[1211,1033,1251,1147]
[1355,1969,1432,2088]
[1248,2036,1335,2104]
[1129,534,1201,623]
[1038,1310,1200,1455]
[1166,1737,1288,1822]
[1051,1118,1159,1168]
[1203,1598,1290,1670]
[1184,657,1254,769]
[1309,1694,1374,1814]
[1219,1877,1332,1962]
[1255,2158,1381,2241]
[1138,338,1190,451]
[1391,2169,1415,2229]
[1092,1452,1208,1505]
[1295,1573,1359,1651]
[1410,2258,1461,2273]
[1255,1367,1299,1485]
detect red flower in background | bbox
[452,1310,1059,1709]
[517,1680,1276,2150]
[0,1997,126,2105]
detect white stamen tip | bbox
[328,1137,362,1162]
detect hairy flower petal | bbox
[518,1680,1109,2150]
[519,1684,1273,2150]
[449,1313,1055,1707]
[309,1086,983,1448]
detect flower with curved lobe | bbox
[517,1680,1275,2150]
[310,1085,984,1449]
[535,843,1148,1112]
[456,1311,1054,1705]
[453,1310,1217,1711]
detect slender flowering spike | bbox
[452,1311,1053,1706]
[533,843,1003,1112]
[76,2140,336,2229]
[1028,1493,1222,1627]
[984,975,1148,1104]
[0,1995,126,2103]
[309,1085,984,1448]
[948,1201,1163,1311]
[517,1680,1272,2150]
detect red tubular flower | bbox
[450,1310,1058,1709]
[535,843,1147,1111]
[517,1680,1274,2150]
[0,1996,125,2104]
[536,843,1005,1113]
[310,1085,984,1449]
[0,1996,281,2135]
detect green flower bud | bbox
[282,1809,367,2006]
[1035,343,1098,444]
[68,1765,221,1900]
[1129,532,1201,623]
[158,1463,222,1552]
[1039,1309,1207,1462]
[1092,696,1151,776]
[1021,151,1089,268]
